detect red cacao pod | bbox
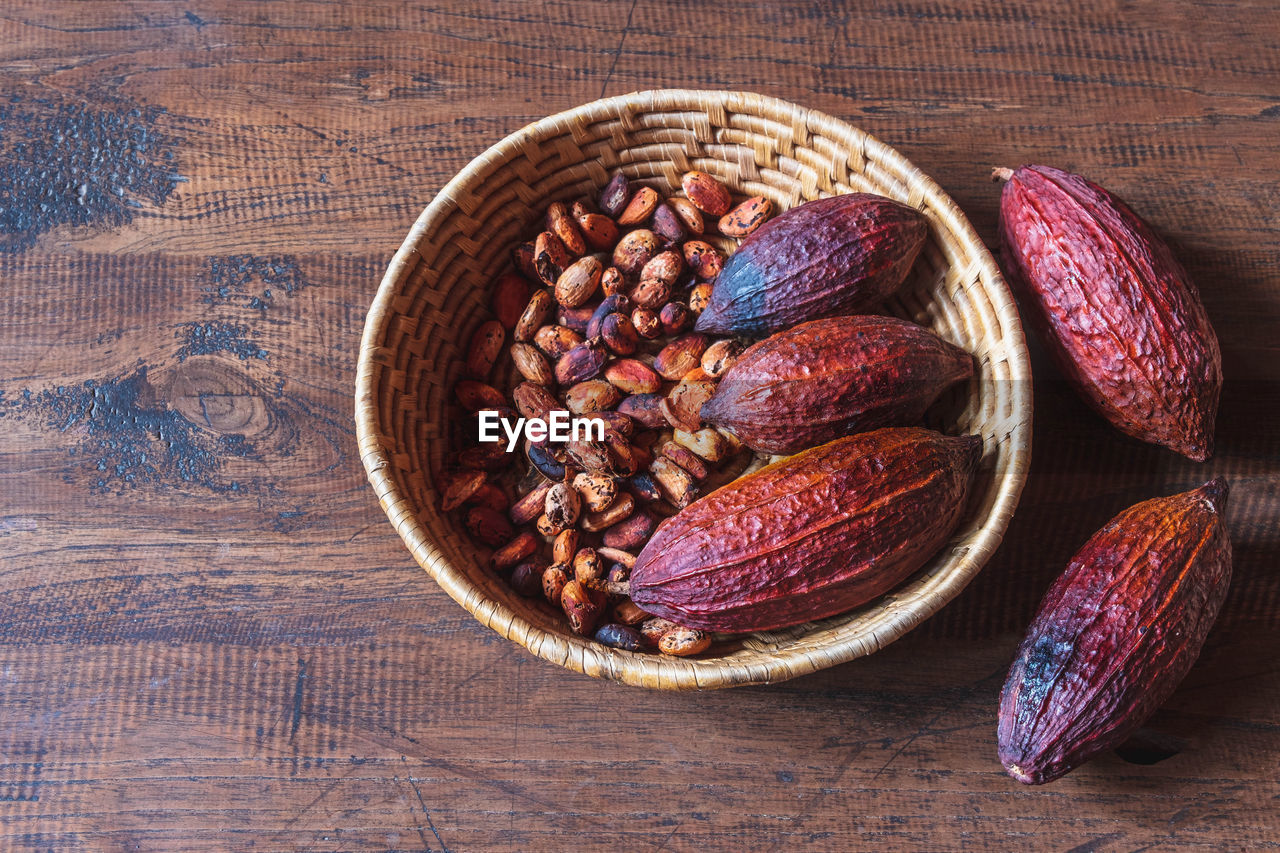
[997,164,1222,460]
[693,194,928,336]
[629,428,981,631]
[700,316,974,454]
[998,478,1231,784]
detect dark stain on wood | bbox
[174,321,268,363]
[201,254,312,312]
[4,367,251,493]
[0,91,182,253]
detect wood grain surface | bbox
[2,1,1277,850]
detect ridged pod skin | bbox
[694,194,929,336]
[997,164,1222,460]
[998,478,1231,785]
[701,316,974,454]
[629,428,982,631]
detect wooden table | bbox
[2,2,1277,849]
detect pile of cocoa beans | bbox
[446,169,772,656]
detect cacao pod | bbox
[997,478,1231,785]
[701,316,973,454]
[997,164,1222,461]
[694,194,928,336]
[629,428,981,631]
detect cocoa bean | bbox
[554,255,603,307]
[514,289,552,342]
[617,186,659,225]
[491,272,531,331]
[681,170,732,216]
[613,229,659,275]
[717,195,773,238]
[509,342,556,386]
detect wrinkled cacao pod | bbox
[694,194,928,336]
[997,164,1222,461]
[701,316,973,454]
[997,478,1231,785]
[629,428,981,631]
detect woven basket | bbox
[355,90,1031,690]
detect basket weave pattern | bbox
[356,90,1031,689]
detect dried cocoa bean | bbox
[510,559,548,597]
[665,379,716,433]
[659,301,692,335]
[561,579,606,635]
[582,491,636,532]
[602,509,655,551]
[617,186,659,225]
[640,249,683,286]
[672,428,734,462]
[598,172,630,218]
[700,339,744,378]
[533,324,583,360]
[546,201,587,256]
[625,472,663,504]
[455,380,507,412]
[542,563,570,604]
[600,265,626,296]
[514,289,552,342]
[555,338,608,385]
[577,212,620,251]
[572,470,618,513]
[604,359,663,395]
[465,506,515,547]
[688,283,713,314]
[613,599,649,626]
[512,241,538,280]
[648,456,698,509]
[557,305,594,335]
[544,481,582,530]
[600,313,640,355]
[654,333,708,380]
[658,626,711,656]
[630,307,662,339]
[667,197,705,234]
[553,528,580,565]
[594,623,644,651]
[490,531,538,572]
[440,469,486,511]
[659,441,708,480]
[512,381,560,420]
[534,230,570,285]
[509,341,556,386]
[617,393,668,429]
[554,255,603,307]
[492,272,531,331]
[683,240,724,281]
[510,480,554,525]
[587,294,631,338]
[681,170,732,216]
[613,229,659,275]
[564,379,622,414]
[573,547,605,584]
[629,277,672,311]
[467,483,510,514]
[651,202,686,244]
[639,617,679,647]
[717,195,773,238]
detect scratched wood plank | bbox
[1,0,1279,850]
